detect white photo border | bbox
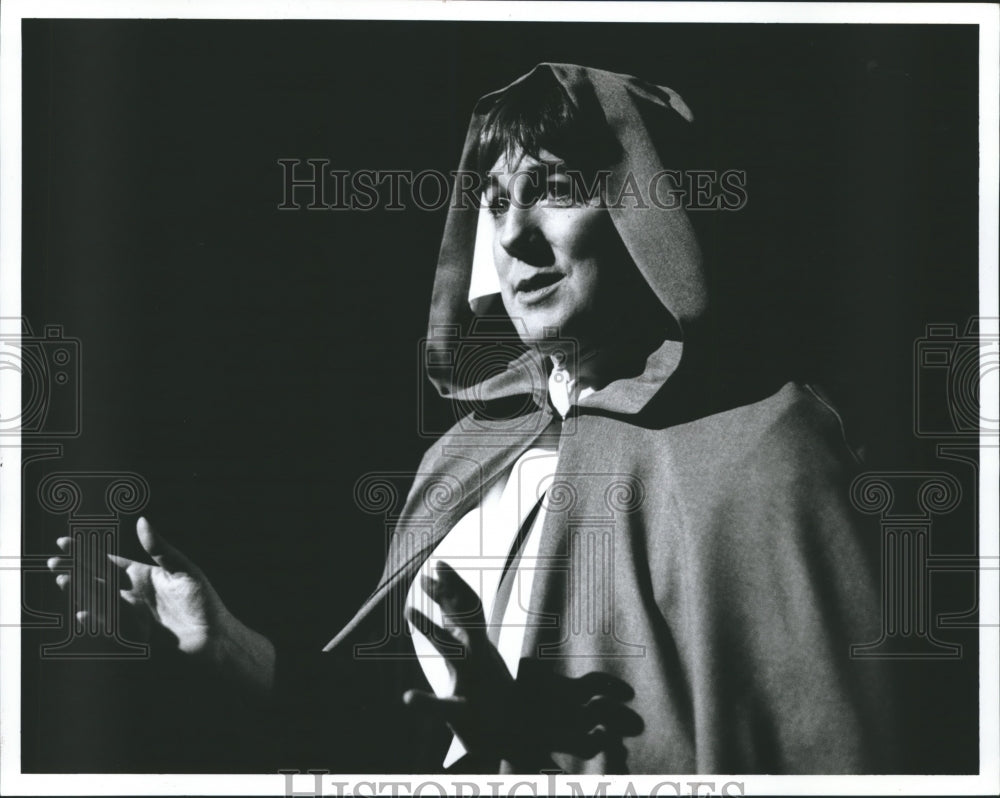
[1,2,997,795]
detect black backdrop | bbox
[20,20,979,773]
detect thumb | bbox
[136,517,195,574]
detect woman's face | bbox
[485,147,646,356]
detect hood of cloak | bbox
[425,63,712,419]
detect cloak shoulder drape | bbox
[319,64,900,774]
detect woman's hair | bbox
[476,69,621,178]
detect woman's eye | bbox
[487,195,510,217]
[486,179,573,217]
[544,179,574,204]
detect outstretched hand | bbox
[48,517,275,694]
[403,562,642,770]
[48,517,226,656]
[404,561,521,764]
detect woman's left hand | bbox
[403,561,523,765]
[402,561,639,770]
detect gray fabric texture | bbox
[324,64,897,774]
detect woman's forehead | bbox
[486,147,565,184]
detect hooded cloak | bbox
[317,64,899,775]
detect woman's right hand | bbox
[47,517,276,696]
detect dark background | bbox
[19,20,980,773]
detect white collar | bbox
[548,354,596,419]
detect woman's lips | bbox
[515,272,565,305]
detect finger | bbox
[72,587,150,627]
[419,573,484,631]
[582,695,644,736]
[50,540,133,582]
[46,555,69,572]
[72,608,110,630]
[430,562,488,634]
[402,689,468,726]
[580,724,608,758]
[406,606,466,658]
[572,672,635,703]
[553,723,609,759]
[433,561,481,612]
[105,554,139,591]
[107,553,136,570]
[57,582,145,626]
[47,555,107,585]
[119,587,145,607]
[136,517,194,574]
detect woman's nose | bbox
[498,204,544,263]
